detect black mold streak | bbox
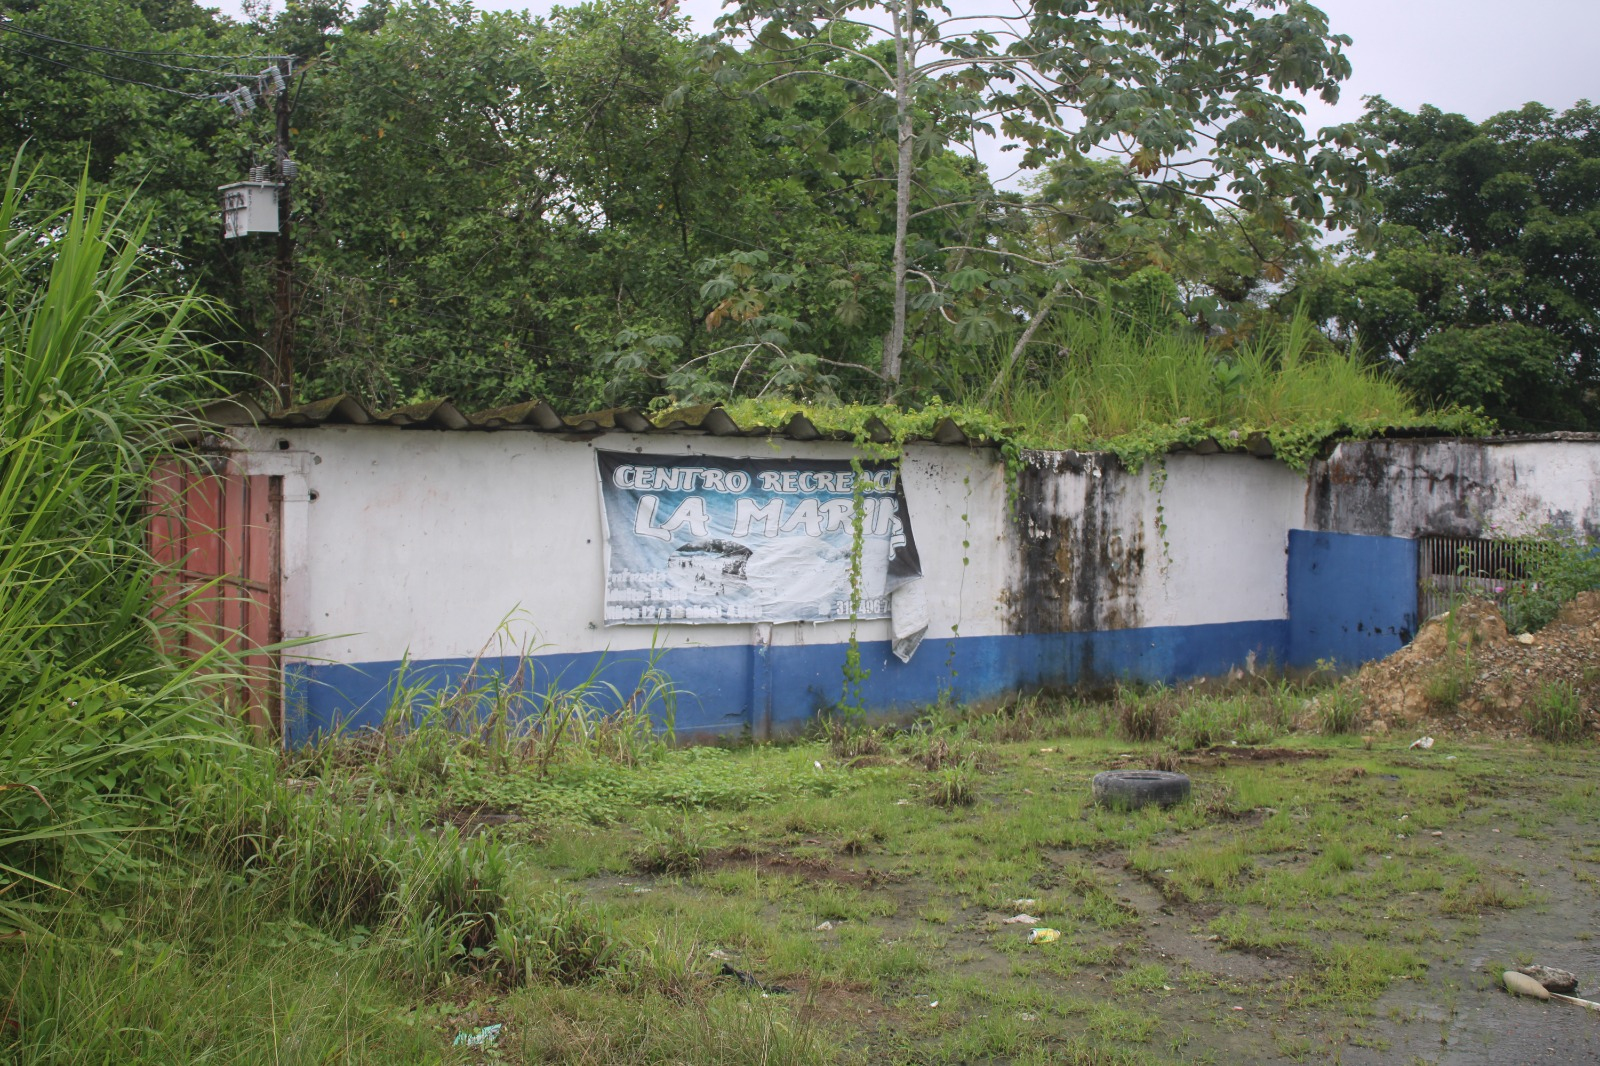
[1008,456,1144,636]
[1309,441,1504,538]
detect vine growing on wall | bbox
[1148,462,1173,574]
[840,453,871,720]
[710,397,1495,710]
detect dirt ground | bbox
[1344,807,1600,1066]
[1354,592,1600,741]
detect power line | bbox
[0,42,214,100]
[0,23,300,114]
[0,20,291,66]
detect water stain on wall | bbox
[1006,452,1144,635]
[1308,441,1498,537]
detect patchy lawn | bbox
[406,693,1598,1063]
[9,689,1598,1064]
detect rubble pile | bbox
[1354,592,1600,737]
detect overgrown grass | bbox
[1525,681,1587,743]
[0,153,251,936]
[723,310,1489,471]
[985,310,1422,447]
[10,677,1595,1063]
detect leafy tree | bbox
[711,0,1378,392]
[1403,323,1582,430]
[1297,100,1600,429]
[0,0,257,285]
[282,0,902,409]
[0,0,1384,415]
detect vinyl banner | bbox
[597,451,923,630]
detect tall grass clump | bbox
[1115,683,1177,742]
[365,621,681,783]
[973,306,1431,456]
[0,152,244,935]
[1525,681,1587,744]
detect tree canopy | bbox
[1,0,1389,408]
[1296,100,1600,430]
[6,0,1592,432]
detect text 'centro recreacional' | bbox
[609,464,898,495]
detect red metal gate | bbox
[149,457,283,735]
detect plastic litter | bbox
[453,1023,503,1048]
[719,963,790,995]
[1505,970,1551,1000]
[1002,914,1040,925]
[814,921,834,931]
[1506,970,1600,1011]
[1409,736,1435,750]
[1028,928,1060,944]
[1012,898,1038,908]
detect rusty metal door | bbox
[149,457,283,735]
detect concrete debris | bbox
[1518,965,1579,994]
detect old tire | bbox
[1092,770,1191,811]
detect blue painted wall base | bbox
[283,528,1422,744]
[284,620,1290,746]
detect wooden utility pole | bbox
[268,58,296,408]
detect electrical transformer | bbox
[220,181,280,238]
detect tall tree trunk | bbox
[982,279,1067,405]
[881,0,916,394]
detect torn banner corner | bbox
[890,579,928,663]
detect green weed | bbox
[1423,653,1474,710]
[630,819,712,875]
[1117,683,1176,741]
[927,759,978,807]
[1317,686,1363,734]
[1525,681,1587,743]
[1503,529,1600,633]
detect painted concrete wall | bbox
[222,425,1600,743]
[232,427,1018,741]
[1306,439,1600,539]
[1287,438,1600,668]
